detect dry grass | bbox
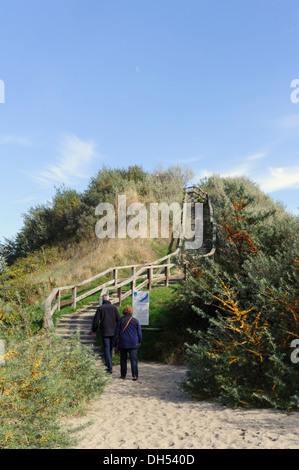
[17,188,179,289]
[30,237,173,288]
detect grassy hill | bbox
[0,164,190,313]
[0,164,191,449]
[1,168,298,448]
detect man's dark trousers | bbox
[102,336,113,373]
[92,299,121,373]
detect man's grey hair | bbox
[99,291,110,305]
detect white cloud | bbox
[219,151,268,177]
[278,114,299,129]
[256,166,299,192]
[11,196,37,205]
[176,156,204,164]
[221,162,252,178]
[193,161,252,183]
[197,162,299,194]
[0,135,31,146]
[246,151,267,161]
[193,148,269,183]
[190,135,299,199]
[33,134,98,188]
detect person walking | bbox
[92,293,121,374]
[112,305,142,381]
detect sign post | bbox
[132,291,149,326]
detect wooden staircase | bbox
[55,302,100,356]
[45,186,216,358]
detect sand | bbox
[64,361,299,450]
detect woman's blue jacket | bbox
[112,314,142,349]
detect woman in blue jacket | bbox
[112,305,142,380]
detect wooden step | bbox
[56,327,93,335]
[58,316,94,323]
[55,304,101,358]
[52,186,215,357]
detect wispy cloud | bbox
[278,114,299,130]
[256,166,299,192]
[194,164,251,182]
[0,135,31,146]
[194,148,269,184]
[220,161,253,178]
[197,162,299,194]
[33,134,99,188]
[207,150,268,179]
[176,156,204,164]
[246,151,268,161]
[11,196,37,205]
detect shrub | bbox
[1,164,191,264]
[0,330,107,448]
[180,175,299,410]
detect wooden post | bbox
[184,263,188,280]
[165,265,170,286]
[118,286,122,305]
[113,268,118,286]
[44,303,51,329]
[131,266,136,292]
[72,286,77,309]
[165,256,170,286]
[56,289,61,312]
[148,267,153,290]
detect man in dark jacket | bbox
[92,294,121,373]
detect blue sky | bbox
[1,0,299,242]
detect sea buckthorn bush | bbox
[179,176,299,410]
[0,330,107,448]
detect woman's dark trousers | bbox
[120,348,138,378]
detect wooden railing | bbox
[185,185,208,202]
[44,248,183,329]
[44,185,216,329]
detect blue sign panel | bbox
[132,291,149,325]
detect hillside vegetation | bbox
[0,164,190,305]
[1,166,299,448]
[176,175,299,411]
[0,164,191,448]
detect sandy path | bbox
[65,362,299,449]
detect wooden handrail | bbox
[43,248,182,329]
[43,186,217,329]
[185,185,207,201]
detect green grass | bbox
[52,264,178,323]
[102,284,185,364]
[117,284,175,325]
[52,276,144,324]
[53,275,186,365]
